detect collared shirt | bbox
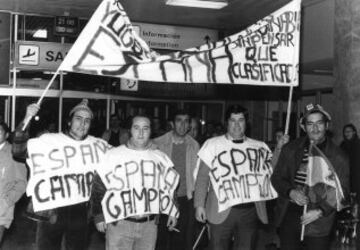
[171,132,185,145]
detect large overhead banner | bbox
[60,0,301,86]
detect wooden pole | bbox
[22,69,61,130]
[284,86,294,135]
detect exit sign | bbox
[54,16,79,36]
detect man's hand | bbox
[301,209,322,225]
[277,134,290,149]
[95,221,107,233]
[289,189,309,206]
[195,206,207,223]
[167,216,177,231]
[25,103,40,121]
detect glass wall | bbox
[0,97,9,124]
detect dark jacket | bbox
[91,173,106,224]
[340,137,360,196]
[271,136,349,237]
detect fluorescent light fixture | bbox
[33,29,48,39]
[43,71,67,75]
[166,0,227,9]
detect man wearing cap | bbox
[12,100,110,250]
[271,103,349,250]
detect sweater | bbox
[153,131,200,199]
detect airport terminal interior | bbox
[0,0,359,249]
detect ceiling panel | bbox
[0,0,291,31]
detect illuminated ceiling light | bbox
[33,29,48,39]
[43,71,67,75]
[166,0,227,9]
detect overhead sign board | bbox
[54,16,79,36]
[15,24,218,70]
[18,44,39,65]
[15,41,72,71]
[133,22,218,51]
[120,78,138,91]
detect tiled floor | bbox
[1,197,357,250]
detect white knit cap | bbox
[69,99,93,119]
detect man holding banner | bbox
[12,99,111,250]
[271,103,349,250]
[194,105,275,250]
[92,114,179,250]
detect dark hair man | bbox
[12,99,110,250]
[102,114,130,146]
[153,109,200,250]
[271,103,349,250]
[194,105,272,250]
[93,114,178,250]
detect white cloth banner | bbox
[97,145,180,224]
[60,0,301,86]
[198,136,278,212]
[26,133,111,212]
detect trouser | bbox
[278,204,330,250]
[0,226,5,245]
[356,205,360,249]
[36,203,88,250]
[209,204,258,250]
[156,197,195,250]
[106,219,157,250]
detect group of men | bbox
[7,99,349,250]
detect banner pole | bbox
[300,204,307,241]
[284,86,294,135]
[192,224,207,250]
[22,68,61,130]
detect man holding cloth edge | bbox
[12,99,111,250]
[194,105,274,250]
[271,103,349,250]
[92,114,178,250]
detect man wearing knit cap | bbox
[68,99,93,140]
[271,103,349,250]
[12,99,110,250]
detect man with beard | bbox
[13,99,110,250]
